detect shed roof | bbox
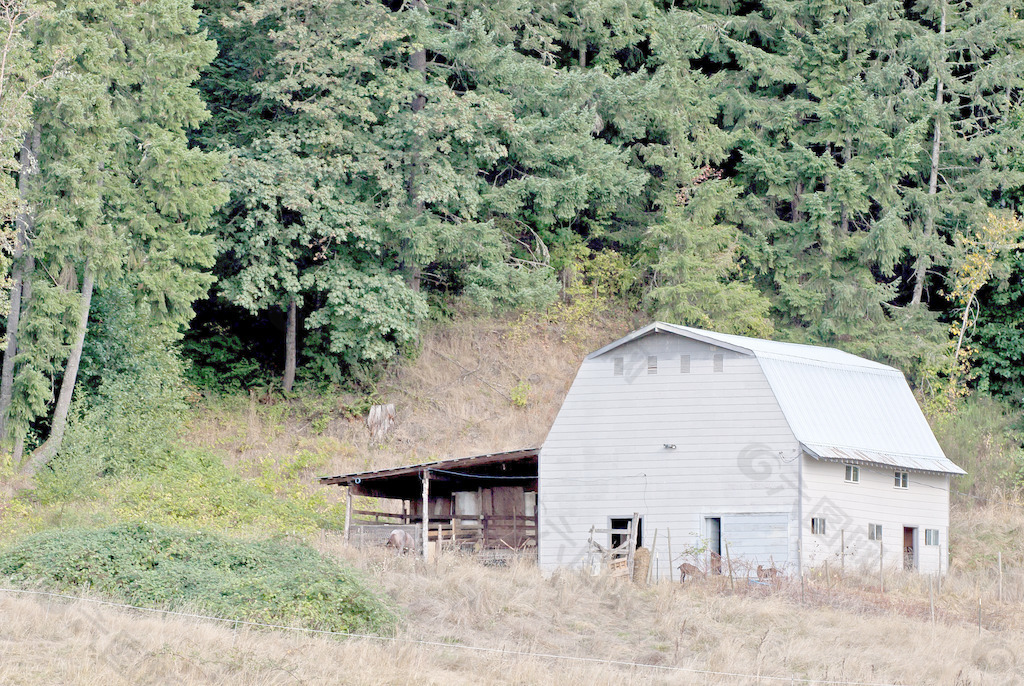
[319,448,539,499]
[589,322,965,475]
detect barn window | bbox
[868,523,882,541]
[894,471,909,489]
[648,356,658,374]
[925,529,940,546]
[713,353,724,372]
[613,357,623,376]
[680,354,691,373]
[845,465,859,483]
[811,517,826,535]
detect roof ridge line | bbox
[754,352,901,375]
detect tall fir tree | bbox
[2,0,223,471]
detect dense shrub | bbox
[931,396,1024,501]
[0,523,395,634]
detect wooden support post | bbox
[344,488,353,544]
[648,529,659,584]
[513,503,519,547]
[998,551,1003,602]
[421,469,430,560]
[627,512,639,578]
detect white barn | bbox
[538,322,965,578]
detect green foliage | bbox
[180,326,269,392]
[0,522,395,633]
[971,249,1024,405]
[53,287,191,475]
[461,262,560,314]
[930,396,1024,500]
[109,451,340,534]
[5,0,225,442]
[648,179,773,336]
[510,381,530,408]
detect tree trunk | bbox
[283,297,296,393]
[0,127,38,440]
[23,260,94,474]
[840,134,852,233]
[403,0,427,293]
[791,180,803,223]
[912,3,946,306]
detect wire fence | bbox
[0,585,910,686]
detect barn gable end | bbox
[538,323,964,577]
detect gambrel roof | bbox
[588,322,965,476]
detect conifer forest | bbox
[3,0,1024,471]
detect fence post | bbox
[998,551,1003,603]
[840,529,845,577]
[648,528,659,584]
[725,541,734,591]
[824,560,831,601]
[667,528,673,581]
[879,540,884,594]
[344,488,353,544]
[929,574,935,624]
[798,538,804,603]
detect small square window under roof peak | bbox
[586,321,896,373]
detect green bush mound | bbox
[0,523,395,635]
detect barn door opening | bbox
[706,517,722,574]
[610,516,643,550]
[903,527,917,570]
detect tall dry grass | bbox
[3,535,1022,685]
[184,311,637,480]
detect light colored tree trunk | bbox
[403,0,427,293]
[841,134,852,233]
[23,260,94,474]
[0,126,37,440]
[912,3,946,306]
[283,297,296,392]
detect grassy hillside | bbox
[3,310,1024,684]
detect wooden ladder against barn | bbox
[587,512,639,578]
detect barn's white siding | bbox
[801,456,950,574]
[538,333,801,579]
[538,324,961,579]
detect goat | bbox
[385,529,417,554]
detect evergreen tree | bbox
[203,0,650,385]
[2,0,223,471]
[901,0,1024,306]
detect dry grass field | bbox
[2,541,1023,685]
[4,310,1024,684]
